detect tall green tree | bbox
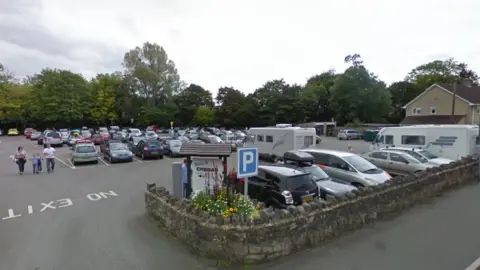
[193,106,214,126]
[174,84,213,125]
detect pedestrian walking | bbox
[14,146,27,175]
[42,144,56,173]
[31,152,42,174]
[182,159,188,197]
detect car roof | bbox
[381,147,422,152]
[76,143,95,147]
[368,149,410,155]
[299,148,355,157]
[258,165,307,176]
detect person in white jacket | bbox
[42,144,56,173]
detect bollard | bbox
[171,162,184,198]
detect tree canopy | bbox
[1,43,478,128]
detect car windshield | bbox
[208,136,222,143]
[344,155,378,173]
[302,165,330,181]
[404,151,429,163]
[169,140,182,147]
[46,132,60,138]
[76,145,96,153]
[130,129,141,134]
[286,174,317,190]
[418,149,438,159]
[110,143,128,151]
[146,131,156,136]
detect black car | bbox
[281,151,357,200]
[134,139,164,160]
[245,165,320,209]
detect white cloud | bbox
[1,0,479,96]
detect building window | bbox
[266,135,273,142]
[257,135,264,142]
[412,107,423,115]
[430,107,436,114]
[401,135,425,145]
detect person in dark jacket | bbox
[14,146,27,175]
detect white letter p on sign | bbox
[242,152,254,173]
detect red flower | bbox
[239,178,244,184]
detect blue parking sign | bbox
[237,147,259,178]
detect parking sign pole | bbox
[244,177,249,199]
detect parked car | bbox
[337,129,362,140]
[90,133,104,145]
[176,135,190,144]
[8,128,19,136]
[362,150,436,176]
[59,129,70,143]
[199,135,223,144]
[145,131,159,140]
[134,139,164,159]
[163,139,182,157]
[299,149,391,187]
[71,142,99,165]
[102,141,133,163]
[127,136,145,151]
[30,131,42,140]
[381,147,453,166]
[81,130,92,139]
[246,165,320,209]
[280,151,357,200]
[44,131,63,146]
[99,131,110,141]
[127,128,142,139]
[24,128,35,138]
[187,140,205,145]
[68,134,83,146]
[220,134,241,151]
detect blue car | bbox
[134,139,164,160]
[103,142,133,163]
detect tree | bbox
[330,56,391,124]
[193,106,214,126]
[29,69,90,125]
[89,74,119,124]
[302,70,338,122]
[174,84,213,125]
[215,87,246,127]
[387,81,418,123]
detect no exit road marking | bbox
[1,190,118,222]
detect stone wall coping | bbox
[146,158,477,232]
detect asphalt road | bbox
[1,135,477,270]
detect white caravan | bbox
[370,125,480,160]
[246,127,316,162]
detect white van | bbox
[246,127,316,162]
[370,125,480,160]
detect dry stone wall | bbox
[145,156,479,264]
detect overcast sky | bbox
[1,0,479,95]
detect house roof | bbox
[400,115,465,125]
[437,83,480,104]
[402,83,480,109]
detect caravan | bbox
[370,125,480,160]
[246,127,316,162]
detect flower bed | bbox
[191,185,260,219]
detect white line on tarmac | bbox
[67,158,76,169]
[465,257,480,270]
[98,157,109,165]
[133,157,143,163]
[55,157,75,169]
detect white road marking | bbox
[55,157,75,169]
[1,191,118,222]
[165,157,171,160]
[465,257,480,270]
[98,157,109,165]
[133,156,143,163]
[2,209,21,220]
[67,158,76,169]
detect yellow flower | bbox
[229,207,234,212]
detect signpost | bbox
[170,121,174,137]
[237,147,259,199]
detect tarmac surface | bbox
[0,135,477,270]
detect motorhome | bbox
[246,127,316,162]
[370,125,480,160]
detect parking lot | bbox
[0,135,370,270]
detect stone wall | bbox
[145,156,480,264]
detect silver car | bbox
[59,130,70,143]
[363,150,437,176]
[381,147,453,166]
[145,131,159,140]
[30,131,42,140]
[299,149,391,187]
[337,129,362,140]
[44,131,63,146]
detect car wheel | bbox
[159,155,164,160]
[352,182,364,188]
[94,160,99,164]
[271,156,278,163]
[72,160,77,166]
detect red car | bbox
[25,128,35,138]
[100,131,110,141]
[90,134,104,145]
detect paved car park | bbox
[1,135,415,270]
